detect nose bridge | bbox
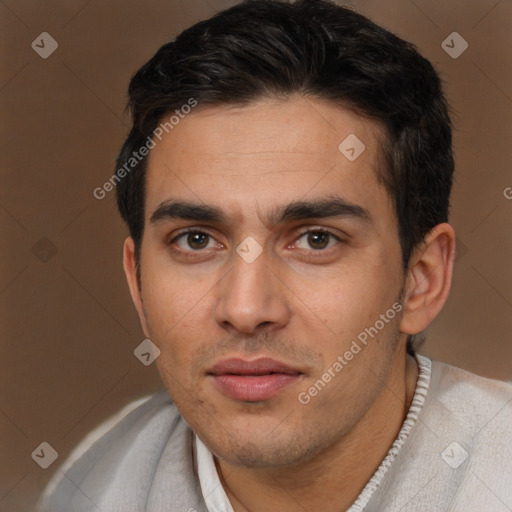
[215,249,290,333]
[231,251,265,289]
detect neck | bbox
[216,352,419,512]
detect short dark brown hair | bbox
[116,0,453,274]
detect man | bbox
[38,0,512,511]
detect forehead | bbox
[144,96,392,223]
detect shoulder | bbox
[365,357,512,511]
[56,391,175,474]
[429,358,512,426]
[426,357,511,448]
[37,390,195,512]
[421,358,511,509]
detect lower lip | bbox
[211,373,300,401]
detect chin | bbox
[216,439,308,468]
[203,421,333,469]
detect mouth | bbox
[207,357,302,402]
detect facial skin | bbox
[124,96,455,511]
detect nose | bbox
[214,250,291,335]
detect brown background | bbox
[1,0,511,510]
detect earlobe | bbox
[123,237,151,338]
[399,223,456,335]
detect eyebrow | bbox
[272,196,371,225]
[149,196,371,226]
[150,201,226,224]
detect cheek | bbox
[291,258,398,340]
[140,265,213,354]
[148,297,213,402]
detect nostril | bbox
[256,321,272,329]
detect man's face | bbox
[133,96,408,467]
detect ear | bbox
[123,237,151,338]
[399,223,456,335]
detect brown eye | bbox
[187,232,209,249]
[307,231,330,249]
[294,230,339,251]
[173,231,217,251]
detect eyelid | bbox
[168,226,213,242]
[168,227,222,250]
[294,226,344,242]
[296,225,341,236]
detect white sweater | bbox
[37,355,512,512]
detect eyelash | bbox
[293,228,341,249]
[168,229,221,253]
[168,228,342,253]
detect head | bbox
[117,0,455,468]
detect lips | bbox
[208,357,302,401]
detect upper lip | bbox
[208,357,301,376]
